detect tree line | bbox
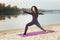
[0,3,20,20]
[0,3,20,15]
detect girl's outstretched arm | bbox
[38,13,44,15]
[23,11,31,14]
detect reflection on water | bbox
[0,13,60,30]
[0,15,18,20]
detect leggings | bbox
[24,21,45,34]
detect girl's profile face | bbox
[32,7,36,14]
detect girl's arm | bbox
[23,11,31,14]
[38,13,44,15]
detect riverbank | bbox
[0,24,60,40]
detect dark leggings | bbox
[24,21,45,34]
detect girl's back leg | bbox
[35,22,46,32]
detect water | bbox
[0,12,60,30]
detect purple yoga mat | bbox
[18,30,54,37]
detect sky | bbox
[0,0,60,10]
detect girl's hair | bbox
[31,6,38,13]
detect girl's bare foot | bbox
[23,33,26,35]
[43,30,47,32]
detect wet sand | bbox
[0,24,60,40]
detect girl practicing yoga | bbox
[23,6,46,35]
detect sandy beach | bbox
[0,24,60,40]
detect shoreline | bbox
[0,24,60,40]
[0,23,60,31]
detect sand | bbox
[0,24,60,40]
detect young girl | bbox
[23,6,46,35]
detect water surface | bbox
[0,12,60,30]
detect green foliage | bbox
[0,3,20,20]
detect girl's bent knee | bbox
[26,24,29,27]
